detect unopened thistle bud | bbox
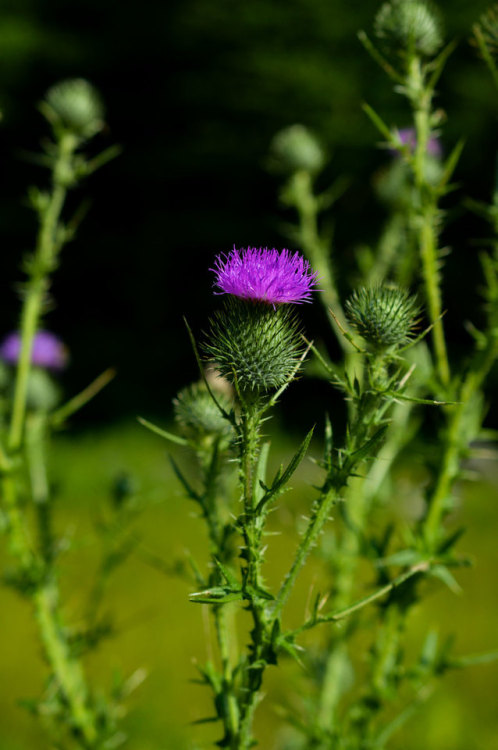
[174,382,233,444]
[345,286,419,350]
[269,125,326,174]
[375,0,443,57]
[41,78,104,140]
[205,247,318,392]
[205,299,305,392]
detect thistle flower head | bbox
[212,247,319,305]
[375,0,443,57]
[0,331,68,371]
[345,286,419,350]
[42,78,104,140]
[269,125,326,174]
[204,299,305,392]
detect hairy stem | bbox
[8,132,77,451]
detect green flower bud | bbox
[375,0,443,57]
[24,368,62,412]
[204,298,305,392]
[174,381,233,443]
[42,78,104,140]
[269,125,326,174]
[345,286,419,350]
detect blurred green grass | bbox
[0,421,497,749]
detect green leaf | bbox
[138,417,188,446]
[169,456,201,502]
[213,559,239,589]
[351,425,388,463]
[450,650,498,669]
[244,584,275,601]
[429,564,462,594]
[383,391,457,406]
[375,549,421,568]
[438,139,465,190]
[362,102,397,142]
[255,427,314,513]
[190,586,243,604]
[324,413,333,472]
[437,526,466,554]
[254,441,271,503]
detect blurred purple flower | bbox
[0,331,68,371]
[212,247,319,305]
[395,127,442,158]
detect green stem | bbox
[290,171,351,349]
[0,130,99,746]
[423,337,498,547]
[273,487,338,619]
[8,132,76,451]
[1,471,99,745]
[409,56,450,388]
[34,582,98,745]
[290,562,429,637]
[213,604,240,743]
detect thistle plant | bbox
[260,3,498,747]
[147,3,497,748]
[0,80,137,748]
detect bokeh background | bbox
[0,0,497,748]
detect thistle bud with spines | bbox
[269,125,326,175]
[174,381,234,446]
[345,286,419,351]
[41,78,105,141]
[204,299,305,393]
[374,0,443,58]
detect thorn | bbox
[399,363,416,389]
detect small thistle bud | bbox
[174,382,233,443]
[205,299,305,392]
[269,125,326,174]
[345,286,419,350]
[375,0,443,57]
[42,79,104,140]
[25,369,62,412]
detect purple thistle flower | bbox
[0,330,68,371]
[212,247,319,305]
[395,127,442,158]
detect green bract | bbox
[375,0,443,57]
[345,286,419,349]
[204,298,304,391]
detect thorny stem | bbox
[8,132,77,451]
[424,337,498,548]
[287,171,351,351]
[234,397,270,748]
[408,56,450,388]
[273,487,338,620]
[289,562,429,637]
[0,131,100,745]
[274,353,388,620]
